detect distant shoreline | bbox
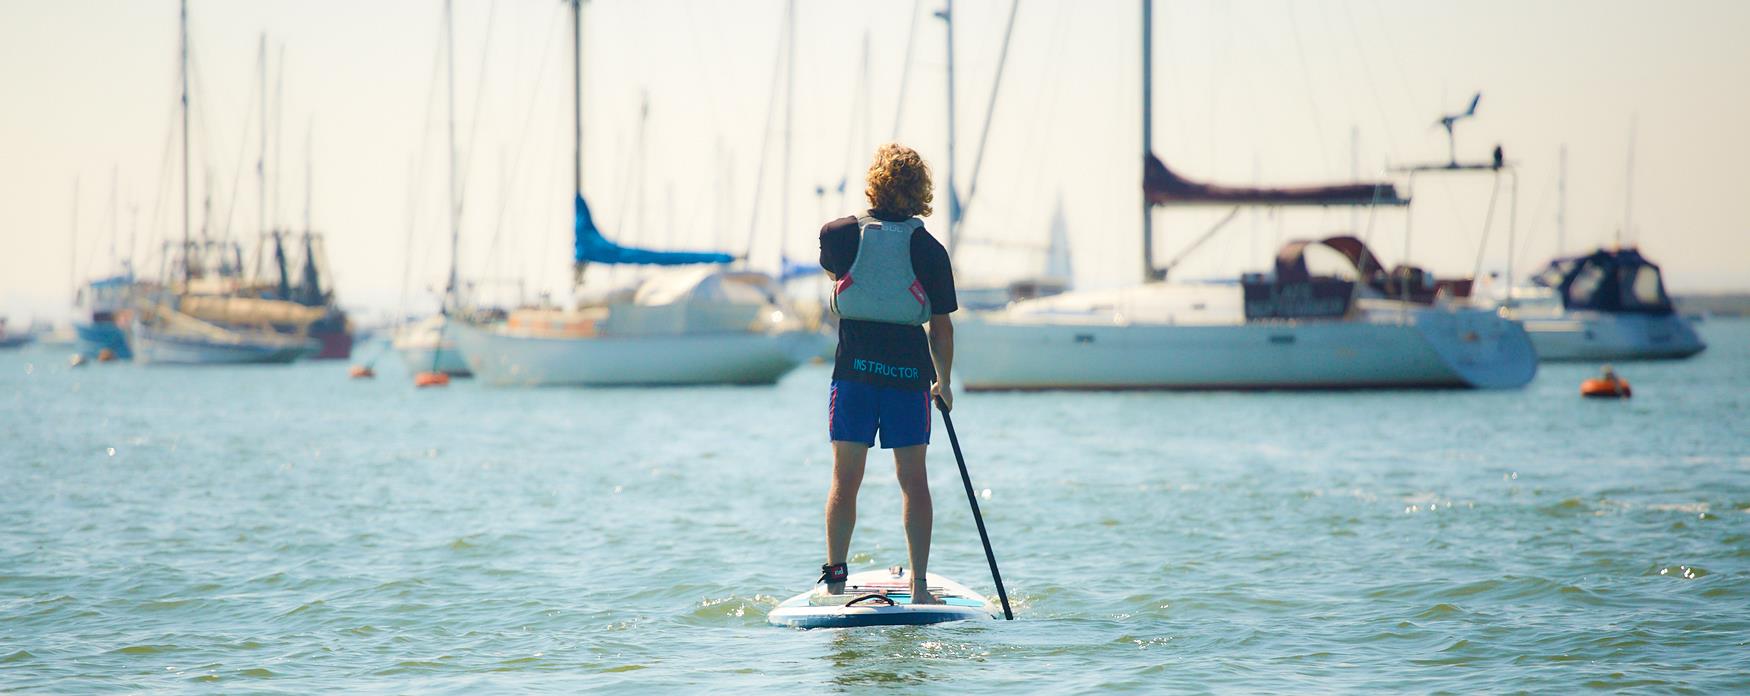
[1675,293,1750,318]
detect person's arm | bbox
[928,313,954,411]
[915,229,958,410]
[820,235,838,281]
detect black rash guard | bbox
[818,212,958,391]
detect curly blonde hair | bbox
[864,143,933,218]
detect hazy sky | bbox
[4,0,1748,322]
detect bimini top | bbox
[1145,153,1407,208]
[573,195,734,266]
[1532,247,1675,315]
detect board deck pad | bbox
[768,566,998,629]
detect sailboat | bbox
[452,0,817,387]
[954,1,1537,391]
[394,0,473,380]
[129,0,319,365]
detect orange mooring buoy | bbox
[349,364,376,379]
[1581,378,1630,398]
[414,371,451,388]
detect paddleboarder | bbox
[816,143,958,605]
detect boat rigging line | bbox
[890,0,924,140]
[481,0,566,299]
[954,0,1021,235]
[741,2,790,262]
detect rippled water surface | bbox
[3,321,1747,692]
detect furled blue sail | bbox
[778,255,820,283]
[573,195,734,266]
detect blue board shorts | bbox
[828,379,932,449]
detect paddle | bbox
[935,396,1014,621]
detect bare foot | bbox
[824,581,845,596]
[909,581,941,605]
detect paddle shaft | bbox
[935,397,1014,620]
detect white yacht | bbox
[1505,247,1705,361]
[959,236,1537,391]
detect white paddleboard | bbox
[767,566,998,629]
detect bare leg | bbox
[893,444,939,604]
[824,440,869,594]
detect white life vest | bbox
[829,214,932,325]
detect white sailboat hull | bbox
[957,287,1537,391]
[1515,311,1705,361]
[452,322,817,387]
[391,316,472,376]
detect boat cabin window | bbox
[1624,264,1670,310]
[1567,264,1606,307]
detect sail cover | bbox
[1145,153,1406,207]
[777,255,820,283]
[573,195,734,266]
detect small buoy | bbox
[414,371,450,388]
[97,348,117,362]
[348,364,375,379]
[69,354,88,368]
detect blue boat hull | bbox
[75,322,132,359]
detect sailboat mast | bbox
[70,178,78,305]
[780,0,794,266]
[444,0,459,307]
[305,118,313,233]
[257,33,267,242]
[570,0,585,286]
[1556,144,1567,256]
[180,0,191,285]
[1622,116,1636,248]
[939,0,960,256]
[1140,0,1157,282]
[254,34,267,280]
[273,44,285,230]
[573,0,582,195]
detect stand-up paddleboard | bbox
[768,566,999,629]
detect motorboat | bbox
[1504,248,1704,361]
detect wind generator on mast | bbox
[1437,93,1481,168]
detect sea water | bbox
[2,321,1745,692]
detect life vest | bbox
[829,214,932,325]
